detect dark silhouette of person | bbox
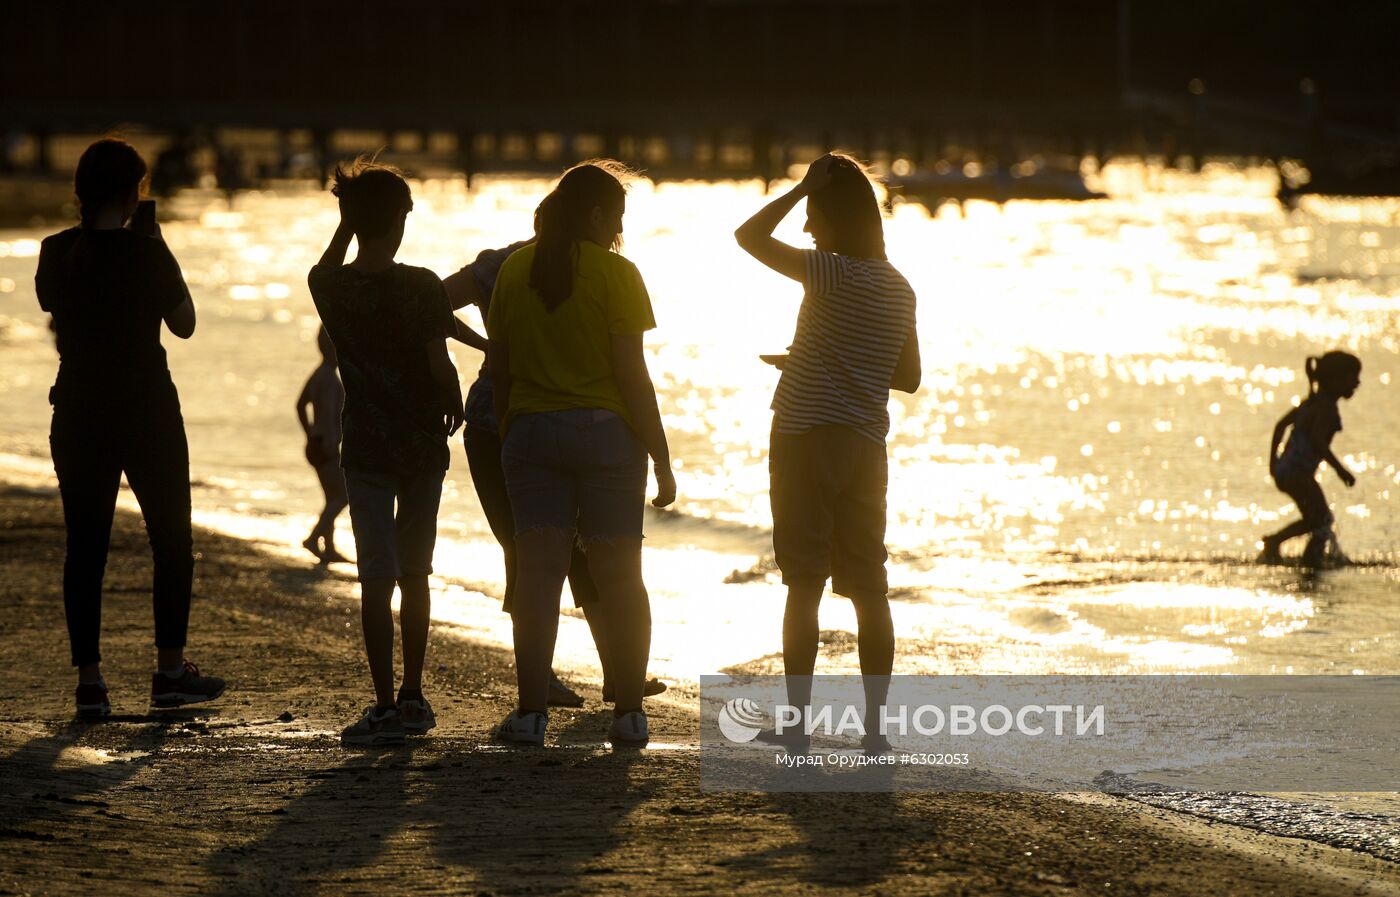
[309,158,465,746]
[1260,351,1362,567]
[486,162,676,747]
[35,137,226,717]
[296,326,348,564]
[442,226,667,709]
[735,153,921,752]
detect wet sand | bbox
[0,483,1397,897]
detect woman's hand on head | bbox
[799,154,837,193]
[652,463,677,509]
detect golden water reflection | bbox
[0,161,1397,679]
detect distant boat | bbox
[887,165,1106,210]
[1278,161,1400,204]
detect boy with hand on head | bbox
[308,158,464,746]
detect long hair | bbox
[806,153,887,261]
[529,161,628,311]
[74,137,147,227]
[1305,351,1362,395]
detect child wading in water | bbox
[1260,351,1361,566]
[296,326,348,564]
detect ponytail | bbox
[1310,350,1362,397]
[529,161,628,311]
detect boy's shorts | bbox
[344,467,445,581]
[769,423,889,602]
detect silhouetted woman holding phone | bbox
[36,137,225,717]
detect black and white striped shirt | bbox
[772,250,916,444]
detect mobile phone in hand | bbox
[129,199,157,236]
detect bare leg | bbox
[581,602,612,687]
[582,538,650,715]
[360,576,397,709]
[513,529,573,714]
[307,464,348,560]
[852,596,895,737]
[1263,516,1314,551]
[397,575,430,695]
[782,581,824,714]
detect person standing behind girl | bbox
[1260,351,1362,566]
[296,326,349,564]
[735,153,920,753]
[487,162,676,746]
[35,137,226,717]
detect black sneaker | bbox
[75,681,110,718]
[151,660,226,708]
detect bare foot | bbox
[302,537,324,562]
[321,548,350,565]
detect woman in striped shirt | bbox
[735,153,920,752]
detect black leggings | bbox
[463,424,597,613]
[50,385,193,667]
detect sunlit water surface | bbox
[1,162,1397,688]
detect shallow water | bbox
[1,162,1397,685]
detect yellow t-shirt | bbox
[487,240,656,431]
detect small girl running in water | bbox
[296,326,348,563]
[1260,351,1361,566]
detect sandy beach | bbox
[1,483,1396,897]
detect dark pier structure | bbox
[2,0,1399,191]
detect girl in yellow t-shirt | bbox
[486,162,676,747]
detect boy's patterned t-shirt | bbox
[309,263,456,474]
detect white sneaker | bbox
[494,710,547,746]
[608,710,649,746]
[397,697,436,734]
[340,706,405,746]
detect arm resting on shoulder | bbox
[451,316,489,351]
[442,270,490,350]
[611,332,677,508]
[442,268,482,310]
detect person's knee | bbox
[579,539,644,590]
[851,594,892,624]
[149,532,194,566]
[360,576,396,604]
[396,575,430,597]
[785,579,825,607]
